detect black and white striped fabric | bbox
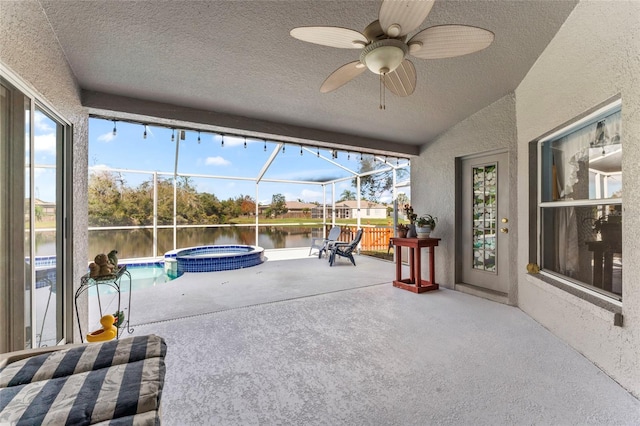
[0,335,166,425]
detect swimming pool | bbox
[91,264,175,295]
[90,244,265,295]
[165,244,265,274]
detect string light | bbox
[99,119,398,171]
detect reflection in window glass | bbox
[538,107,622,299]
[541,111,621,202]
[33,106,63,348]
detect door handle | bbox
[500,227,509,233]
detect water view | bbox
[88,225,324,260]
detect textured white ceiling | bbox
[40,0,577,149]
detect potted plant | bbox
[403,204,418,237]
[396,223,409,238]
[592,214,621,243]
[415,214,438,238]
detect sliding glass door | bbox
[1,74,70,350]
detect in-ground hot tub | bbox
[164,245,265,275]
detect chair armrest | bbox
[329,241,351,250]
[0,343,83,368]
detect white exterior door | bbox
[460,152,510,293]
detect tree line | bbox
[88,171,257,226]
[89,158,407,226]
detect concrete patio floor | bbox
[98,249,639,425]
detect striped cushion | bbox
[0,335,166,426]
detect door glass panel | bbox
[472,164,497,272]
[33,106,62,347]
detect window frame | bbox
[1,64,73,350]
[534,98,623,303]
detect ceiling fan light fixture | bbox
[360,39,407,75]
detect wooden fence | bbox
[326,225,393,251]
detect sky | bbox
[88,118,411,205]
[32,109,59,202]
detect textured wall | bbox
[515,0,640,396]
[411,94,518,300]
[0,0,89,342]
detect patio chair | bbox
[329,229,363,266]
[310,226,342,258]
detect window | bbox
[1,71,71,350]
[537,100,622,299]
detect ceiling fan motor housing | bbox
[360,39,408,75]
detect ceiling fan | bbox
[290,0,494,108]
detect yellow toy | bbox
[86,314,117,342]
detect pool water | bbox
[91,265,175,295]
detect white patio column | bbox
[322,184,327,238]
[331,182,336,225]
[356,176,361,230]
[255,182,260,246]
[153,171,158,257]
[172,130,181,250]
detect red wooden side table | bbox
[390,237,440,293]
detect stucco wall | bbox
[1,0,89,343]
[411,93,518,300]
[515,0,640,396]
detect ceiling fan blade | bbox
[408,25,495,59]
[320,61,367,93]
[290,26,368,49]
[384,59,416,97]
[379,0,435,37]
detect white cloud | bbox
[34,133,56,154]
[34,111,55,133]
[205,156,231,166]
[97,132,116,142]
